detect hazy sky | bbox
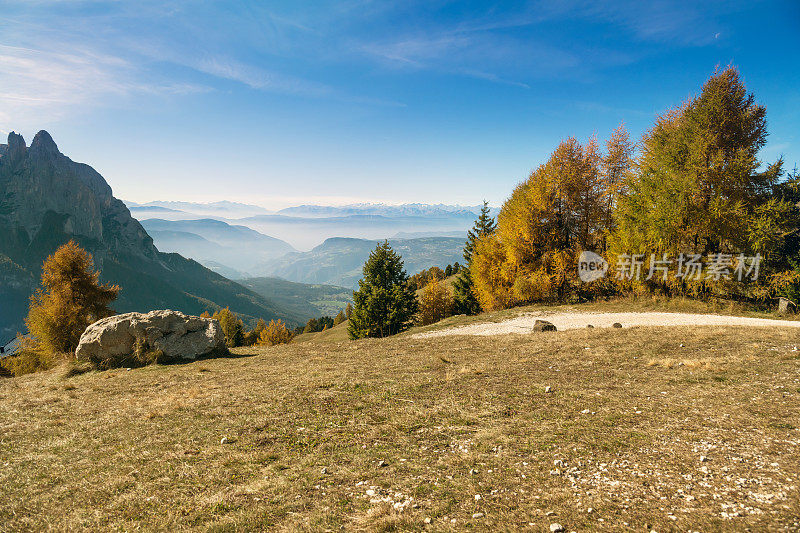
[1,1,798,209]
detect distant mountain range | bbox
[254,237,465,289]
[127,200,271,217]
[139,217,467,293]
[276,203,487,218]
[230,213,474,250]
[125,200,488,249]
[0,131,302,336]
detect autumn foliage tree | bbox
[25,240,120,354]
[612,66,796,296]
[258,319,294,346]
[333,310,347,326]
[417,277,453,325]
[212,307,244,348]
[409,266,446,291]
[472,132,632,310]
[243,318,267,346]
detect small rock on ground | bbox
[533,319,557,332]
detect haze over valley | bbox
[131,200,476,288]
[128,200,486,250]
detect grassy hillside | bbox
[239,277,352,321]
[292,319,351,344]
[2,317,800,530]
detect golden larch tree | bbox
[26,240,120,354]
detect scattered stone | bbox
[220,436,236,444]
[550,523,565,532]
[320,467,328,474]
[378,460,389,467]
[545,386,553,393]
[533,320,557,332]
[424,517,431,524]
[469,468,479,475]
[474,494,482,501]
[586,507,593,513]
[700,455,709,462]
[612,322,623,328]
[587,324,594,328]
[472,512,484,519]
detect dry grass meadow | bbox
[2,302,800,531]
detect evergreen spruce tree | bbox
[333,310,347,326]
[452,201,495,315]
[348,241,418,339]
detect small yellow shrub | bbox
[258,320,294,346]
[0,336,67,377]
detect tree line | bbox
[469,66,800,310]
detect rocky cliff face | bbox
[0,130,287,337]
[0,131,159,264]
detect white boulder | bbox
[76,310,226,366]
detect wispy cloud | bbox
[359,33,566,87]
[0,43,209,126]
[0,0,753,129]
[193,56,333,98]
[571,0,741,46]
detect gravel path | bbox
[414,311,800,338]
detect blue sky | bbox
[1,0,798,209]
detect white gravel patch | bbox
[414,311,800,338]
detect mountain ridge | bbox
[0,130,299,335]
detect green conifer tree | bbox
[453,201,496,315]
[348,241,418,339]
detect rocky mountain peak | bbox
[5,131,27,163]
[0,129,159,261]
[29,130,60,157]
